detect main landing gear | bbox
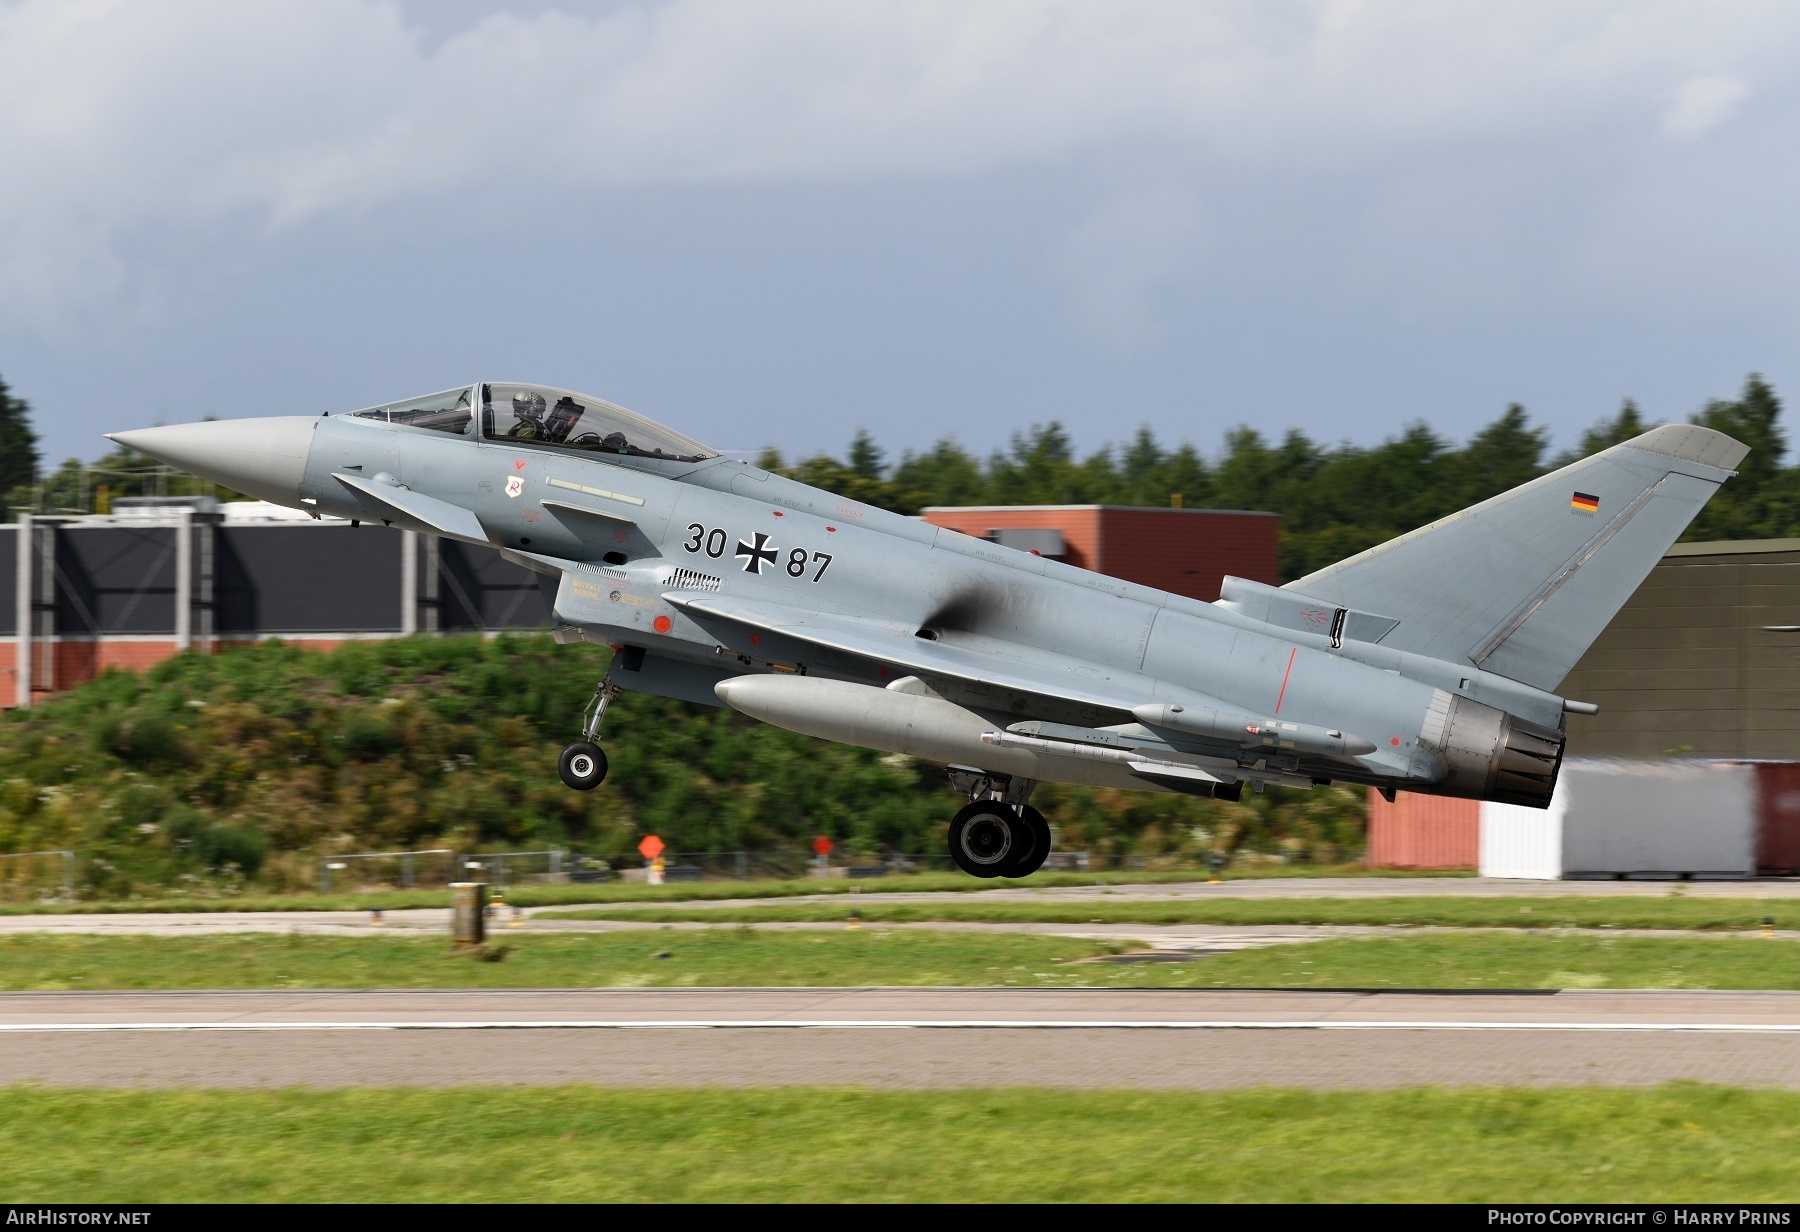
[558,677,620,791]
[945,769,1050,879]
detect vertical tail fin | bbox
[1286,425,1748,691]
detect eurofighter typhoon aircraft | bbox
[110,383,1747,878]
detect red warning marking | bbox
[826,526,836,533]
[1390,736,1402,747]
[652,615,672,634]
[1273,648,1297,715]
[513,460,527,470]
[773,510,784,517]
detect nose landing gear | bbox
[944,769,1050,879]
[558,677,621,791]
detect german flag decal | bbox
[1571,491,1600,516]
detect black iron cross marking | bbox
[736,532,778,575]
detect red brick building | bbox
[919,505,1281,602]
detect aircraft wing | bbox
[664,593,1155,716]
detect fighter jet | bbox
[110,383,1747,878]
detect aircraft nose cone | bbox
[107,416,318,507]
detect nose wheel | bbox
[559,677,621,791]
[559,741,608,790]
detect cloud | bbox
[1661,75,1750,138]
[1,0,1798,318]
[1060,188,1205,351]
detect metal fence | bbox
[457,850,566,889]
[0,850,74,903]
[9,843,1367,901]
[582,847,1365,882]
[319,849,457,893]
[319,848,575,892]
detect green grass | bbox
[0,930,1132,990]
[545,893,1800,931]
[1182,932,1800,990]
[0,866,1454,915]
[8,930,1800,991]
[2,1084,1796,1202]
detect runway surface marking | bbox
[4,1018,1800,1032]
[5,988,1800,1033]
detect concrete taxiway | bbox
[541,874,1800,908]
[0,911,1399,953]
[5,988,1800,1089]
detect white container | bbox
[1479,759,1757,880]
[1479,796,1565,880]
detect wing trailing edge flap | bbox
[1280,424,1749,692]
[331,472,488,543]
[664,593,1159,716]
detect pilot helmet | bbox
[511,389,546,421]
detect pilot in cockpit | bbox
[507,389,548,438]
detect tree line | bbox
[761,374,1787,580]
[0,371,1790,581]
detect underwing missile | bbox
[1130,703,1377,760]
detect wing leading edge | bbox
[663,593,1149,715]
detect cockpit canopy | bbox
[348,382,715,464]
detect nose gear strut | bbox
[558,676,621,791]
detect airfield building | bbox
[0,499,1283,706]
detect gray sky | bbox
[2,0,1796,467]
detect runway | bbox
[7,988,1800,1089]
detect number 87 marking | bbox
[787,548,833,581]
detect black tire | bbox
[1000,804,1052,877]
[946,800,1020,878]
[558,741,608,791]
